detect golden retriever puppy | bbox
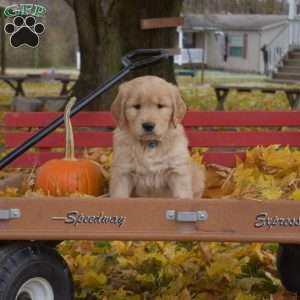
[109,76,205,199]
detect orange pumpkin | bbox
[35,98,106,196]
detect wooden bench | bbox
[0,74,76,97]
[213,84,300,111]
[4,111,300,168]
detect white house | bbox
[176,1,300,74]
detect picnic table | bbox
[213,84,300,111]
[0,74,77,97]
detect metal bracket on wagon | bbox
[0,209,21,220]
[166,210,208,223]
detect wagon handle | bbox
[122,49,169,70]
[0,49,169,170]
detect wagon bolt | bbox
[197,211,208,221]
[11,209,21,218]
[166,210,176,220]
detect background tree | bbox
[72,0,183,110]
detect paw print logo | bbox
[4,16,45,48]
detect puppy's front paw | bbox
[109,188,131,198]
[168,171,194,199]
[173,191,193,199]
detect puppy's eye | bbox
[133,104,141,109]
[157,104,165,109]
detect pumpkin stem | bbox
[64,97,77,160]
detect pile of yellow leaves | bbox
[2,146,300,299]
[191,145,300,202]
[59,240,289,300]
[230,145,300,201]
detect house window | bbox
[183,32,196,48]
[229,34,246,58]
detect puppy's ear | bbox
[111,85,127,129]
[171,85,187,128]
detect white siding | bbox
[206,31,261,73]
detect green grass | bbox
[177,72,295,111]
[0,81,63,107]
[179,85,291,111]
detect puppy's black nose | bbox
[142,122,155,132]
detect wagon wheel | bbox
[0,242,73,300]
[277,244,300,297]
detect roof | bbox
[183,14,288,31]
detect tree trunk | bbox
[74,0,182,111]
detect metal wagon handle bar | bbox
[122,49,169,69]
[0,49,169,170]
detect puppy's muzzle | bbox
[142,122,155,133]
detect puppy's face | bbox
[111,76,186,141]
